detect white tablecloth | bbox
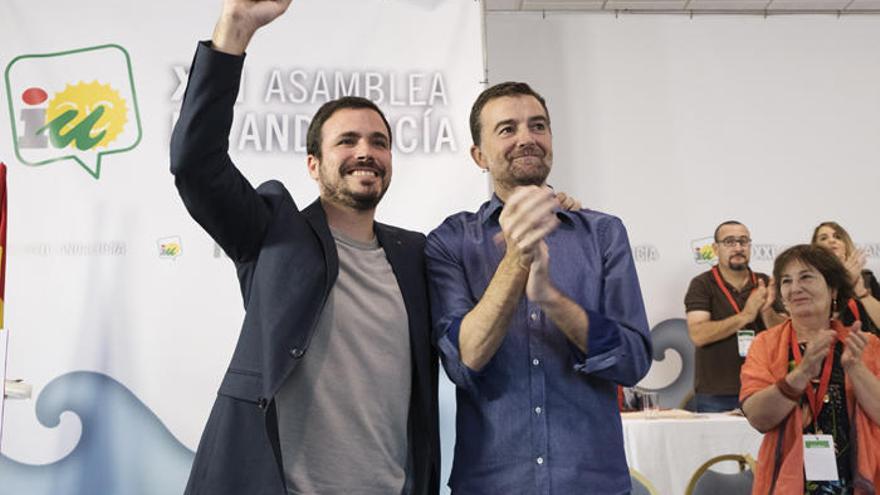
[622,412,764,495]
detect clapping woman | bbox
[740,245,880,494]
[812,221,880,334]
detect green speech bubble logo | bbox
[5,44,142,179]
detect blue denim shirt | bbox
[425,195,652,495]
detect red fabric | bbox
[0,162,6,329]
[740,320,880,494]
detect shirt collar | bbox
[480,193,576,226]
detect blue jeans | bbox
[694,393,740,412]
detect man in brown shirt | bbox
[684,221,786,412]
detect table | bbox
[622,412,764,495]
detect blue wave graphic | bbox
[0,371,194,495]
[0,326,694,494]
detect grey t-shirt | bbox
[276,228,412,494]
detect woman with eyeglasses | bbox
[812,221,880,335]
[740,245,880,494]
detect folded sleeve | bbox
[572,217,652,387]
[424,219,486,391]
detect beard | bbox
[319,158,389,211]
[505,145,550,186]
[728,256,749,271]
[502,145,552,187]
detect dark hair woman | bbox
[740,245,880,494]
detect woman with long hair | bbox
[812,221,880,334]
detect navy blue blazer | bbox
[171,42,439,495]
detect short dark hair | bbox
[772,244,854,312]
[714,220,746,242]
[469,81,550,147]
[306,97,392,159]
[811,221,856,260]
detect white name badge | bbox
[737,330,755,357]
[803,434,839,481]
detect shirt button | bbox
[532,358,540,366]
[535,406,542,414]
[289,348,304,358]
[536,456,544,465]
[530,312,538,321]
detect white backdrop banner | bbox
[0,1,484,493]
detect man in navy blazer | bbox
[170,1,439,493]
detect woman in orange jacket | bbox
[740,244,880,494]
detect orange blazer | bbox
[740,319,880,495]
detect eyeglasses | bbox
[717,237,751,248]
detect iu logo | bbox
[157,236,183,260]
[4,44,142,179]
[690,236,717,265]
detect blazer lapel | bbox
[303,199,338,297]
[375,225,430,410]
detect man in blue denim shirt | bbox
[426,82,653,494]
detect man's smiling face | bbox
[309,107,392,211]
